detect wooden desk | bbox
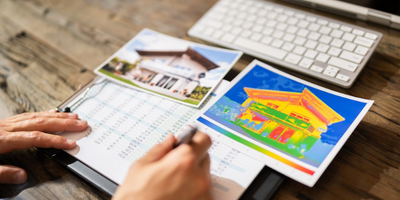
[0,0,399,199]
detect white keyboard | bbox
[188,0,382,88]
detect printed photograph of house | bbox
[204,64,368,167]
[95,29,241,107]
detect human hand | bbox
[0,111,88,184]
[113,131,213,200]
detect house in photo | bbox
[234,87,344,153]
[123,47,219,100]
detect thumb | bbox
[138,134,175,164]
[0,165,28,184]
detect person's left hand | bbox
[0,111,88,184]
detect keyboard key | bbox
[340,25,352,32]
[267,12,278,19]
[221,33,236,43]
[202,19,223,28]
[261,36,273,44]
[336,73,350,82]
[232,27,243,35]
[328,22,340,29]
[330,29,344,38]
[258,10,268,16]
[277,15,288,22]
[233,19,244,26]
[323,66,339,77]
[234,37,287,59]
[272,30,285,39]
[323,70,338,77]
[287,17,298,25]
[327,47,342,57]
[271,39,284,48]
[242,22,253,29]
[192,24,205,33]
[262,28,274,35]
[297,29,309,37]
[241,30,252,37]
[365,32,378,40]
[247,15,258,22]
[304,40,318,49]
[295,13,305,19]
[276,23,288,31]
[342,42,357,51]
[308,23,321,32]
[317,19,328,25]
[222,24,233,32]
[203,27,215,36]
[304,49,318,59]
[208,12,224,20]
[331,38,344,47]
[319,26,332,35]
[286,26,298,34]
[284,10,295,16]
[275,8,284,13]
[342,32,356,42]
[293,46,306,55]
[293,37,306,45]
[328,57,358,72]
[237,13,247,19]
[252,25,263,32]
[266,20,277,27]
[298,20,309,28]
[316,53,330,63]
[308,32,321,40]
[316,43,330,53]
[283,33,295,42]
[255,18,267,24]
[310,65,324,73]
[284,53,302,64]
[282,42,295,51]
[339,50,363,64]
[319,35,332,44]
[354,45,369,55]
[299,57,314,68]
[212,30,224,39]
[352,29,365,36]
[306,16,317,22]
[354,36,374,47]
[250,33,263,41]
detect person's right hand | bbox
[113,131,213,200]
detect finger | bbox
[3,117,88,133]
[0,165,27,184]
[0,131,76,154]
[5,111,79,123]
[138,134,175,164]
[200,153,211,174]
[189,131,212,161]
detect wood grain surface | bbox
[0,0,400,199]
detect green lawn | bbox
[98,68,201,105]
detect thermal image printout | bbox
[192,60,373,187]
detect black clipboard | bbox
[40,76,285,200]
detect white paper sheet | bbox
[60,79,264,199]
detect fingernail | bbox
[67,139,76,145]
[49,109,57,113]
[14,171,26,184]
[68,113,78,118]
[77,120,87,125]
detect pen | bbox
[173,127,197,148]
